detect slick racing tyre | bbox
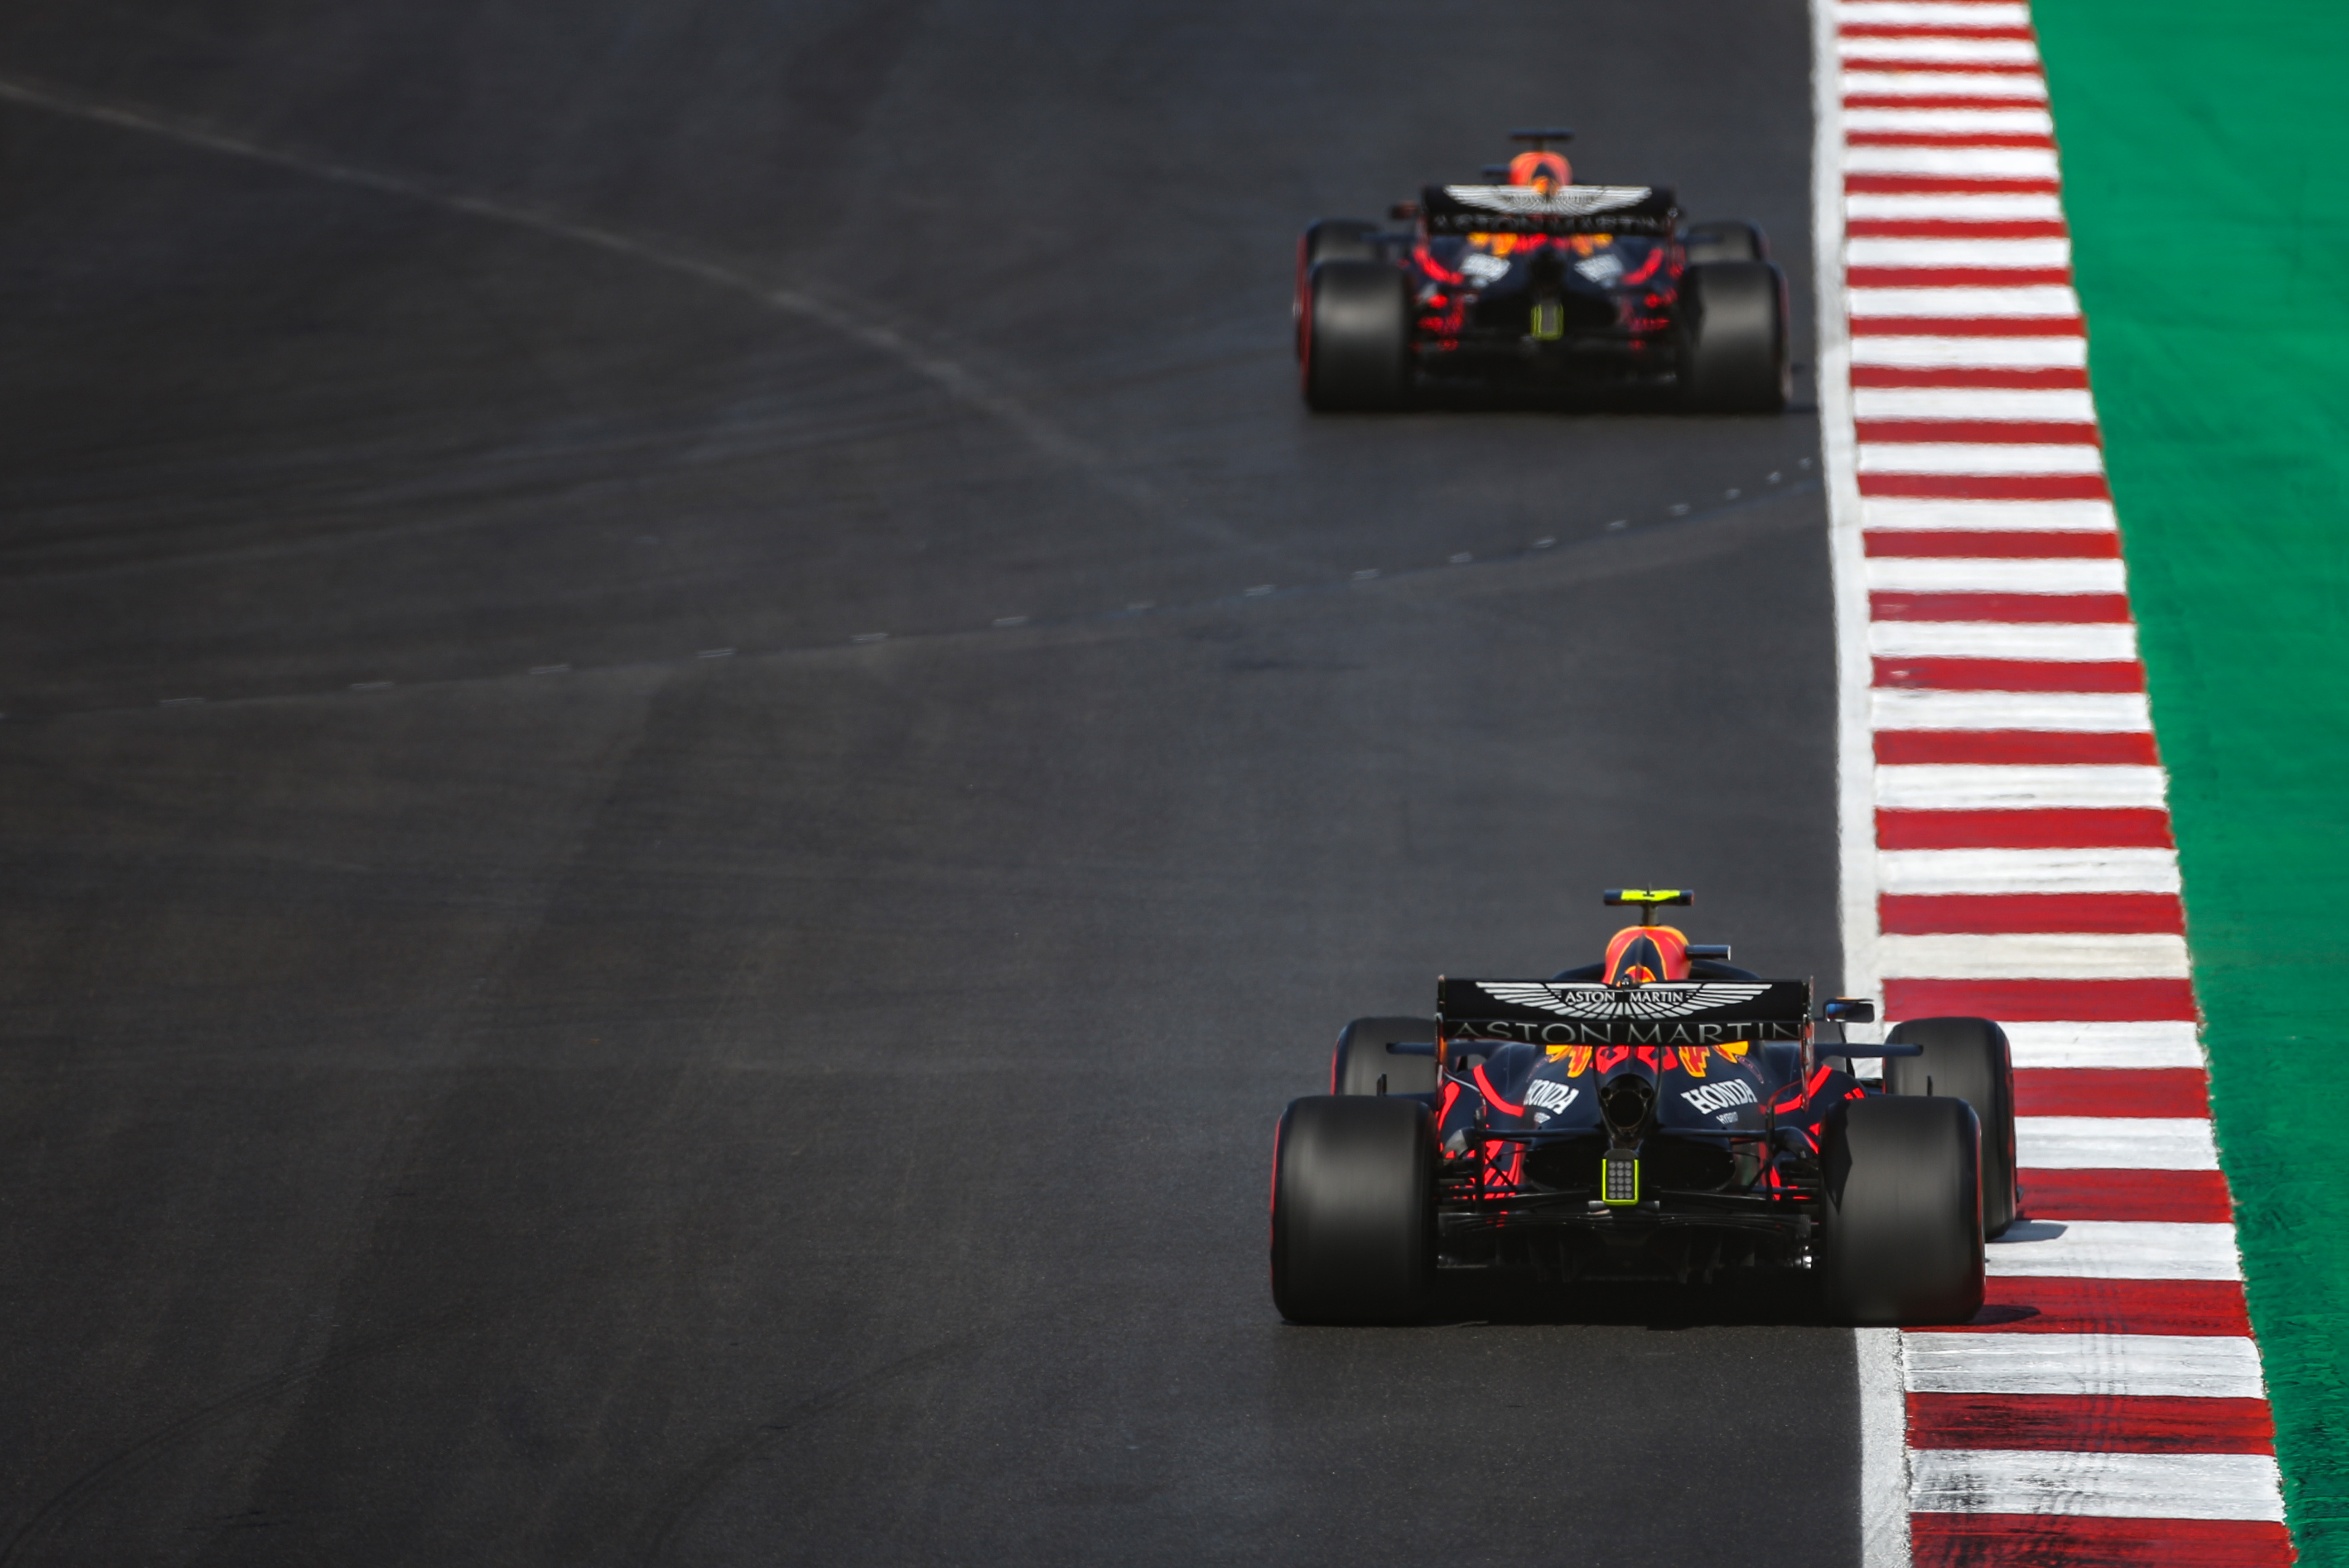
[1330,1015,1441,1097]
[1887,1016,2020,1238]
[1682,220,1768,265]
[1271,1095,1435,1324]
[1818,1095,1986,1327]
[1296,220,1384,357]
[1302,260,1410,410]
[1679,260,1790,414]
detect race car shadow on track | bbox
[1364,384,1819,417]
[1417,1269,1839,1330]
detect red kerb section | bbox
[1875,809,2175,851]
[2016,1067,2210,1118]
[1872,656,2145,692]
[1870,592,2132,624]
[1885,976,2198,1021]
[1872,730,2160,765]
[1841,22,2038,39]
[1908,1392,2275,1454]
[1846,226,2069,246]
[1857,421,2103,448]
[1879,892,2184,934]
[1910,1515,2294,1567]
[1849,264,2074,289]
[1959,1275,2252,1336]
[1846,173,2061,196]
[2022,1169,2234,1225]
[1849,130,2055,149]
[1853,365,2089,390]
[1865,529,2117,557]
[1853,315,2086,338]
[1839,57,2046,75]
[1860,473,2113,502]
[1843,96,2055,113]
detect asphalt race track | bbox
[0,2,1848,1563]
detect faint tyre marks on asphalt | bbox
[632,1339,975,1566]
[0,1304,481,1567]
[0,74,1262,561]
[0,470,1823,725]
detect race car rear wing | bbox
[1437,976,1812,1046]
[1420,183,1679,238]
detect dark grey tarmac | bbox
[0,0,1852,1562]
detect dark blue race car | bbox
[1270,889,2019,1326]
[1294,130,1790,412]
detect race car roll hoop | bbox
[1271,890,2016,1327]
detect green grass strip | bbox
[2035,0,2349,1556]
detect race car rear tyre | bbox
[1818,1095,1986,1326]
[1331,1015,1441,1097]
[1297,220,1384,358]
[1683,220,1768,265]
[1679,261,1790,414]
[1886,1016,2020,1238]
[1271,1095,1435,1324]
[1302,260,1411,411]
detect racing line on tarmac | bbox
[1814,2,2293,1562]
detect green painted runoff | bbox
[2035,0,2349,1556]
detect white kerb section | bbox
[1910,1450,2286,1522]
[1905,1332,2268,1399]
[1986,1220,2243,1279]
[1870,691,2154,733]
[1876,931,2189,979]
[2018,1118,2220,1170]
[1840,70,2049,100]
[1876,846,2180,893]
[1871,760,2163,806]
[1862,497,2117,530]
[2003,1021,2205,1069]
[1836,4,2035,30]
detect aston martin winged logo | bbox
[1441,184,1654,217]
[1475,981,1772,1021]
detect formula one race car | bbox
[1294,130,1789,412]
[1270,890,2018,1326]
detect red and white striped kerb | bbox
[1813,1,2295,1563]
